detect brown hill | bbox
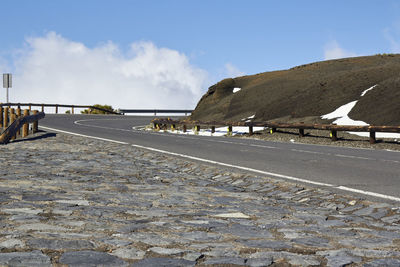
[191,54,400,126]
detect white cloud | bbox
[5,32,209,109]
[224,63,245,78]
[323,40,358,60]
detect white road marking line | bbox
[337,186,400,202]
[291,149,326,155]
[39,126,129,145]
[334,154,373,160]
[39,125,400,202]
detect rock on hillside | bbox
[191,54,400,126]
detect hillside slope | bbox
[191,54,400,126]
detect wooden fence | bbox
[0,106,45,144]
[0,103,120,115]
[151,118,400,144]
[119,109,193,116]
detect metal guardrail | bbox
[119,109,193,115]
[0,107,45,144]
[0,103,121,115]
[152,118,400,144]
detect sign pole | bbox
[3,73,12,103]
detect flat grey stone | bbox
[217,223,273,238]
[291,237,331,248]
[59,251,128,267]
[0,250,51,266]
[353,207,375,216]
[239,239,291,249]
[317,249,363,267]
[381,214,400,224]
[179,231,221,242]
[111,247,145,260]
[132,257,195,267]
[183,252,204,261]
[364,258,400,266]
[0,238,25,249]
[27,238,94,250]
[22,194,56,201]
[149,247,184,255]
[369,210,388,219]
[202,257,246,266]
[246,258,273,267]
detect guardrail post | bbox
[22,109,29,138]
[194,125,200,134]
[10,109,16,140]
[299,129,305,137]
[4,107,9,128]
[171,124,175,131]
[227,125,233,136]
[16,108,21,136]
[33,110,39,133]
[29,105,31,111]
[55,105,58,114]
[330,130,337,141]
[369,131,376,144]
[211,126,215,134]
[0,106,3,128]
[72,106,74,114]
[183,125,187,133]
[41,104,44,112]
[270,127,276,134]
[249,126,253,136]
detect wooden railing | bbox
[0,106,45,144]
[152,118,400,144]
[119,109,193,116]
[0,103,121,115]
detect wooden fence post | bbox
[10,110,16,140]
[72,106,74,114]
[16,108,21,137]
[369,131,376,144]
[55,105,58,114]
[249,126,253,136]
[22,109,29,137]
[4,107,9,128]
[299,129,305,137]
[0,106,3,128]
[41,104,44,112]
[33,110,38,133]
[211,126,215,134]
[183,124,187,133]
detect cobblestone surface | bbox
[1,132,400,266]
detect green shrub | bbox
[81,104,115,114]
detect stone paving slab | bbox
[0,132,400,266]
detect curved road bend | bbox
[40,114,400,203]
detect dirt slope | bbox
[191,54,400,125]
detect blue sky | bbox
[1,1,400,107]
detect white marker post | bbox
[2,73,12,103]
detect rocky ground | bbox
[0,132,400,266]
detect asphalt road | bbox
[40,114,400,202]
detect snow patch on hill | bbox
[321,85,400,139]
